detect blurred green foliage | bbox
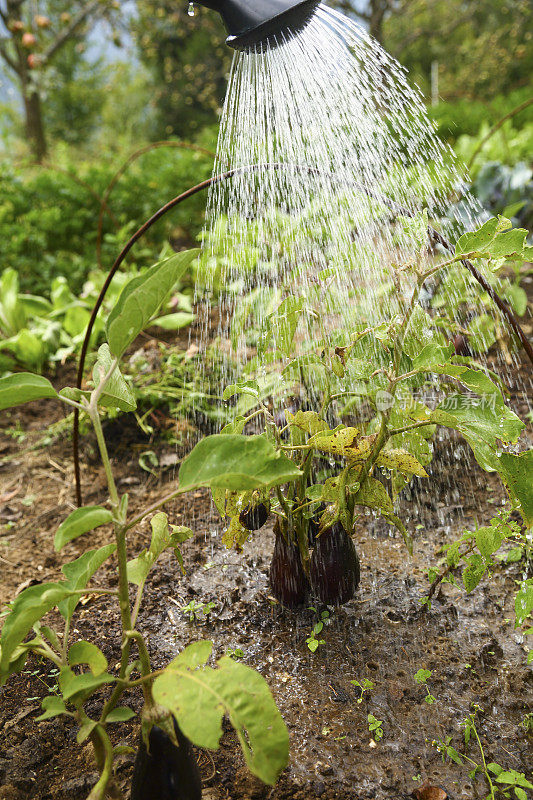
[135,2,232,138]
[0,144,214,296]
[384,0,532,103]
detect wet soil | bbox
[0,358,532,800]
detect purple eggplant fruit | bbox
[310,522,360,605]
[131,717,202,800]
[269,522,310,608]
[239,502,269,531]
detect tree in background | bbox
[0,0,119,160]
[135,1,231,138]
[334,0,394,43]
[382,0,533,101]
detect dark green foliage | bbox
[0,146,213,295]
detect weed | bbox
[305,607,330,653]
[414,668,436,704]
[367,714,384,742]
[350,678,375,704]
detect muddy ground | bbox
[0,355,532,800]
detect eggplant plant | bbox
[0,249,295,799]
[211,217,532,607]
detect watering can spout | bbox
[195,0,320,50]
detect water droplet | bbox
[187,2,195,15]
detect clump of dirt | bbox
[0,358,532,800]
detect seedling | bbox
[181,600,216,623]
[414,668,436,704]
[350,678,375,703]
[367,713,384,742]
[226,647,244,660]
[434,706,533,800]
[305,607,330,652]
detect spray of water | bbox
[192,3,530,523]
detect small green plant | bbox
[0,249,292,798]
[181,600,216,623]
[226,647,244,660]
[414,668,436,704]
[519,712,533,735]
[350,677,375,703]
[305,607,330,652]
[435,706,533,800]
[367,713,384,742]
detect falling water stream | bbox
[193,2,530,520]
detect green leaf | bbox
[267,295,305,357]
[475,526,503,559]
[59,667,115,703]
[286,410,329,436]
[0,583,71,679]
[150,312,195,331]
[54,506,113,552]
[431,396,523,472]
[106,250,198,357]
[433,363,503,398]
[36,696,68,721]
[463,554,486,593]
[0,373,58,411]
[503,284,528,317]
[468,314,497,353]
[411,343,454,372]
[58,544,116,621]
[455,218,499,256]
[178,434,301,492]
[222,380,260,402]
[127,512,173,586]
[496,772,533,790]
[352,476,393,514]
[106,707,136,723]
[153,646,288,785]
[167,640,213,670]
[77,720,98,745]
[170,525,194,544]
[68,641,108,676]
[376,448,428,477]
[414,668,432,684]
[515,580,533,627]
[92,344,136,412]
[496,451,533,525]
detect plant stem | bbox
[125,486,186,531]
[389,420,435,437]
[90,405,120,508]
[87,725,118,800]
[471,719,496,800]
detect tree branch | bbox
[41,0,103,65]
[0,43,18,74]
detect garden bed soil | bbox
[0,357,532,800]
